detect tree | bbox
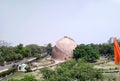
[34,53,41,59]
[0,55,4,65]
[40,67,55,79]
[15,54,23,60]
[25,66,32,72]
[24,48,32,57]
[40,59,103,81]
[25,44,41,56]
[46,43,52,55]
[15,43,32,58]
[15,44,25,57]
[0,40,11,47]
[73,44,99,62]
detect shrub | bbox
[0,67,17,77]
[25,66,32,72]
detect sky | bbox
[0,0,120,46]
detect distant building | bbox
[52,36,77,61]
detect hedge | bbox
[0,67,17,77]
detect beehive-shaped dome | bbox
[52,36,77,61]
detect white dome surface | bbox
[52,36,77,61]
[56,36,76,54]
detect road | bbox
[0,53,47,72]
[0,58,36,72]
[32,60,65,71]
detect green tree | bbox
[24,48,32,57]
[40,67,55,79]
[25,44,41,56]
[15,54,23,60]
[0,55,4,65]
[73,44,99,62]
[25,66,32,72]
[34,53,41,59]
[46,43,52,55]
[40,59,103,81]
[15,44,25,57]
[15,44,32,58]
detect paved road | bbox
[0,58,36,72]
[0,53,47,72]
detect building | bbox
[52,36,77,61]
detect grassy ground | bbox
[94,57,120,81]
[103,72,120,81]
[6,70,42,81]
[93,57,117,69]
[38,58,54,66]
[5,57,120,81]
[8,72,27,80]
[5,57,54,81]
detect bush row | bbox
[0,67,17,77]
[99,68,119,73]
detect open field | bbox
[93,57,120,81]
[4,57,120,81]
[103,73,120,81]
[94,57,118,69]
[5,70,42,81]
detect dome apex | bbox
[52,36,76,61]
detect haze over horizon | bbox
[1,0,120,46]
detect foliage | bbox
[25,66,32,72]
[40,67,55,79]
[8,79,20,81]
[21,75,38,81]
[40,59,103,81]
[25,44,41,56]
[73,44,99,62]
[15,44,32,57]
[34,53,41,59]
[0,40,11,46]
[0,55,4,65]
[8,75,38,81]
[89,43,114,60]
[0,67,17,77]
[0,42,49,65]
[0,38,115,65]
[46,43,52,55]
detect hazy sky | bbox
[0,0,120,46]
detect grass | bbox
[8,72,26,80]
[5,58,53,81]
[2,72,26,81]
[103,72,120,81]
[93,57,120,81]
[38,58,54,66]
[5,57,120,81]
[93,57,118,69]
[5,70,42,81]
